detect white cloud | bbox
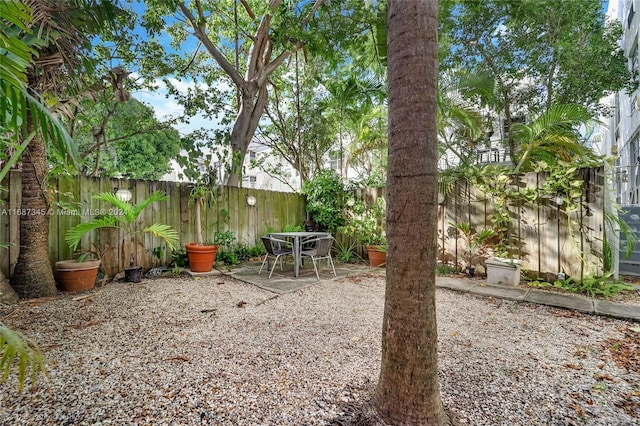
[131,77,224,135]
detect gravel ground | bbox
[1,273,639,425]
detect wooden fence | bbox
[1,169,606,281]
[1,172,306,278]
[355,168,606,280]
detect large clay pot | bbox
[56,260,101,292]
[366,246,387,267]
[185,243,219,272]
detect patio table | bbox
[269,231,331,277]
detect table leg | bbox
[293,236,300,277]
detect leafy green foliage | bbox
[436,265,458,276]
[440,0,635,116]
[0,1,77,179]
[69,99,182,180]
[340,197,386,247]
[65,191,179,262]
[512,104,599,173]
[301,169,346,232]
[170,247,189,268]
[529,272,635,299]
[333,238,361,263]
[0,322,46,392]
[451,222,497,270]
[216,243,266,266]
[265,224,304,234]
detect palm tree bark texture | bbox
[370,1,455,425]
[10,110,58,298]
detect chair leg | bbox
[258,255,270,275]
[269,254,281,278]
[311,257,320,280]
[328,256,336,277]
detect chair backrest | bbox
[261,236,276,255]
[261,235,290,254]
[314,237,334,257]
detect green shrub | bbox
[436,265,458,276]
[301,169,346,232]
[552,272,634,299]
[170,247,189,268]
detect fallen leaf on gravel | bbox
[614,395,638,417]
[594,373,615,382]
[564,363,583,370]
[165,356,189,362]
[604,330,640,373]
[630,327,640,333]
[568,403,584,417]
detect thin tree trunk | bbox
[371,1,452,424]
[10,110,58,298]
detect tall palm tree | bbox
[372,0,452,424]
[9,0,118,298]
[0,0,69,391]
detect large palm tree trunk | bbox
[371,1,452,424]
[10,111,57,298]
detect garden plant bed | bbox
[1,273,639,425]
[440,271,640,306]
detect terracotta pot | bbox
[185,243,219,272]
[366,246,387,267]
[56,260,101,292]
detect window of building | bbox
[329,150,342,171]
[631,42,639,73]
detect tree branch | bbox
[178,2,246,88]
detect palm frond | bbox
[143,224,179,250]
[130,191,169,220]
[92,192,137,223]
[65,215,120,251]
[512,104,598,173]
[0,322,47,393]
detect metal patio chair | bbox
[300,236,336,280]
[259,236,293,278]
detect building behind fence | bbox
[2,169,606,281]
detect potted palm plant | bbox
[64,190,179,283]
[185,182,219,272]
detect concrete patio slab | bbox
[435,277,476,293]
[223,261,384,294]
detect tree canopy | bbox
[69,98,182,180]
[133,0,376,185]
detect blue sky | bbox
[125,1,219,136]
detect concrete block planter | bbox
[485,257,522,286]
